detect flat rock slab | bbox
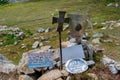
[92,38,100,44]
[0,72,10,80]
[18,52,35,74]
[37,69,62,80]
[32,41,39,48]
[87,60,95,66]
[102,55,115,66]
[93,45,104,53]
[114,62,120,70]
[87,73,98,80]
[19,75,34,80]
[0,54,16,74]
[0,71,18,80]
[41,46,52,51]
[37,28,45,33]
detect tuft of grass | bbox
[3,34,16,45]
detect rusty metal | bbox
[52,11,69,70]
[52,11,69,32]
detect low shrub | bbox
[0,0,9,5]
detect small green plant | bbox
[20,28,33,36]
[3,34,16,45]
[93,51,103,62]
[105,0,116,3]
[0,0,9,5]
[25,29,33,35]
[94,24,103,29]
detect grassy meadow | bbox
[0,0,120,63]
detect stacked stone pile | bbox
[0,54,18,80]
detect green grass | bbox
[0,0,120,63]
[0,0,120,29]
[98,27,120,61]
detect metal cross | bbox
[52,11,69,70]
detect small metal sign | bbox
[65,58,88,74]
[28,52,53,68]
[61,44,85,63]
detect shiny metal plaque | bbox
[65,58,88,74]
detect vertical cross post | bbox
[52,11,69,70]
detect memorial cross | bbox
[52,11,69,70]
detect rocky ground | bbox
[0,21,120,79]
[0,11,120,80]
[0,0,120,80]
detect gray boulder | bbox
[45,27,50,33]
[87,60,95,66]
[16,32,26,39]
[87,73,98,80]
[18,52,35,74]
[19,75,34,80]
[63,24,69,31]
[37,28,45,33]
[39,42,43,47]
[37,69,62,80]
[92,38,101,44]
[32,41,39,48]
[0,54,16,74]
[114,62,120,71]
[93,45,104,53]
[109,64,118,74]
[101,55,115,66]
[92,32,104,38]
[40,36,49,41]
[21,44,27,49]
[40,46,52,51]
[114,22,120,27]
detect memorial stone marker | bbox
[28,52,53,68]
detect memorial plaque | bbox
[61,45,85,63]
[28,52,53,68]
[65,58,88,74]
